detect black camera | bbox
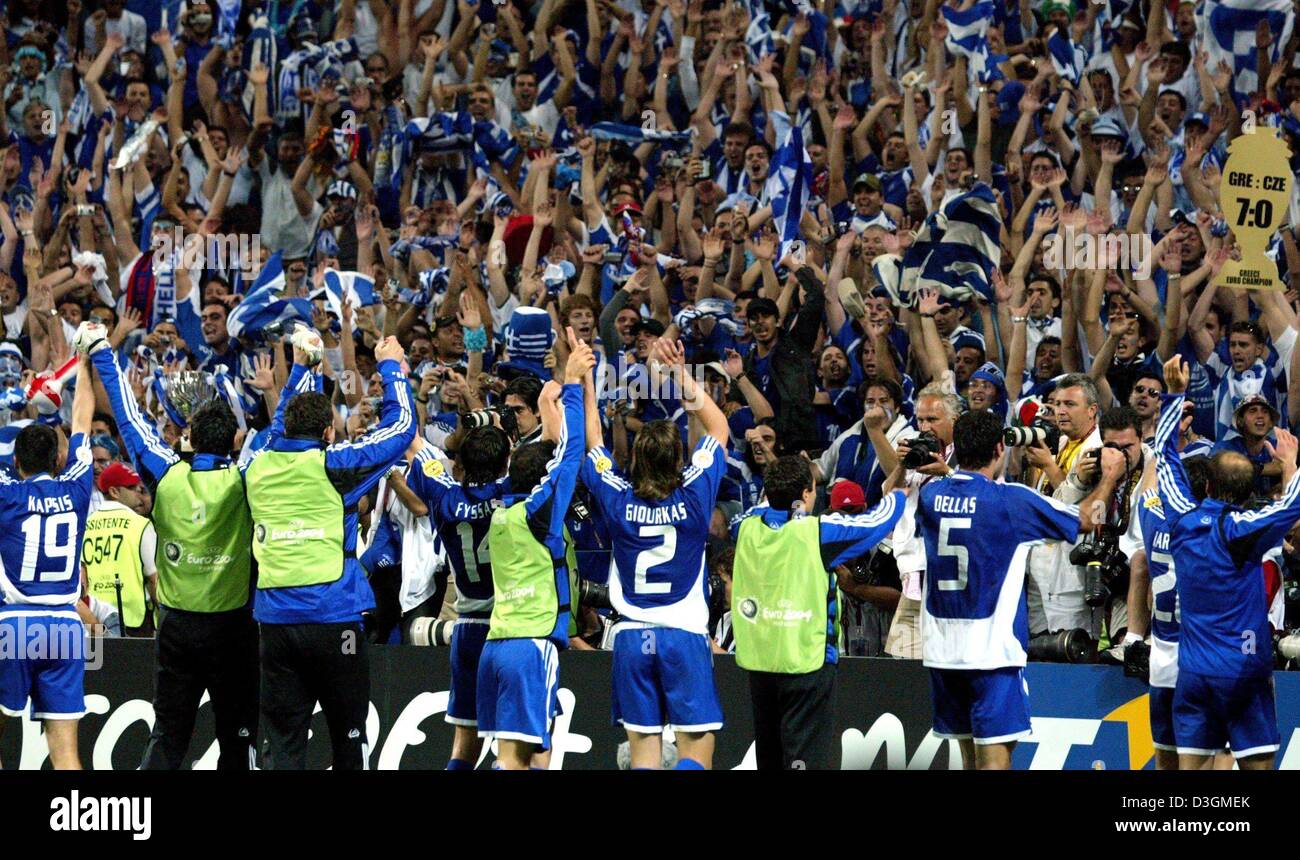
[578,579,612,611]
[1003,419,1060,452]
[707,572,728,626]
[463,405,520,439]
[1028,628,1095,663]
[903,431,943,470]
[1069,528,1128,608]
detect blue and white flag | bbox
[321,269,379,320]
[215,0,241,40]
[942,1,1004,83]
[405,113,476,154]
[763,112,813,261]
[589,122,693,147]
[900,183,1002,304]
[744,0,775,61]
[1198,0,1295,98]
[226,253,316,339]
[1046,27,1089,85]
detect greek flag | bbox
[900,182,1002,304]
[215,0,241,40]
[1198,0,1295,97]
[320,269,380,320]
[763,112,813,261]
[405,113,476,154]
[226,253,315,339]
[942,1,1004,83]
[1046,28,1089,85]
[589,122,693,147]
[744,0,775,61]
[473,118,521,169]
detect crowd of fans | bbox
[3,0,1300,663]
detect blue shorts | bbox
[476,638,560,749]
[610,626,723,734]
[1149,685,1176,752]
[446,620,490,727]
[0,611,87,720]
[929,666,1031,745]
[1173,670,1279,759]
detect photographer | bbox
[502,375,543,447]
[1024,374,1102,638]
[878,384,960,658]
[831,481,901,657]
[811,375,916,505]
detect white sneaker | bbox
[72,321,109,355]
[290,326,324,366]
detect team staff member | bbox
[246,335,415,770]
[1155,357,1299,771]
[82,322,259,771]
[731,455,904,770]
[81,463,157,637]
[477,330,593,770]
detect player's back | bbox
[424,473,508,617]
[917,472,1078,669]
[0,441,94,609]
[1137,490,1179,645]
[1168,499,1272,680]
[582,439,726,634]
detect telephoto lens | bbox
[1082,562,1110,608]
[407,617,455,647]
[462,409,495,429]
[578,579,613,610]
[1028,629,1095,663]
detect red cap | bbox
[98,462,142,493]
[612,201,643,217]
[828,480,866,514]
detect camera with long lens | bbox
[578,579,612,611]
[1069,527,1128,608]
[407,616,455,647]
[902,430,943,469]
[1003,419,1060,452]
[463,404,519,439]
[1028,628,1095,663]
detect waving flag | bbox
[1046,27,1089,85]
[763,112,813,261]
[942,1,1004,83]
[588,122,693,147]
[405,113,476,154]
[226,253,316,340]
[744,0,775,61]
[1198,0,1295,98]
[901,183,1003,304]
[320,269,379,320]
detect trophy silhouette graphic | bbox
[1217,128,1293,291]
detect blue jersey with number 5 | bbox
[917,472,1078,670]
[404,448,508,619]
[580,437,726,635]
[0,433,94,609]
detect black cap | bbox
[746,297,780,320]
[433,314,461,331]
[631,318,666,337]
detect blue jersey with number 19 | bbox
[580,437,726,634]
[0,433,94,609]
[918,472,1079,670]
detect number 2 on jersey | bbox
[19,512,78,583]
[633,525,676,595]
[936,517,971,592]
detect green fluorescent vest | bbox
[486,503,569,641]
[732,515,833,674]
[246,449,346,589]
[152,461,254,612]
[83,507,150,628]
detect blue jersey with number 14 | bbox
[580,437,726,635]
[0,433,94,609]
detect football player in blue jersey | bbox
[579,336,729,770]
[916,410,1115,770]
[406,425,512,771]
[0,356,96,769]
[1155,356,1298,770]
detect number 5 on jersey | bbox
[936,517,971,592]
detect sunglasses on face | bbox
[1132,384,1162,397]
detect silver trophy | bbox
[160,371,218,422]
